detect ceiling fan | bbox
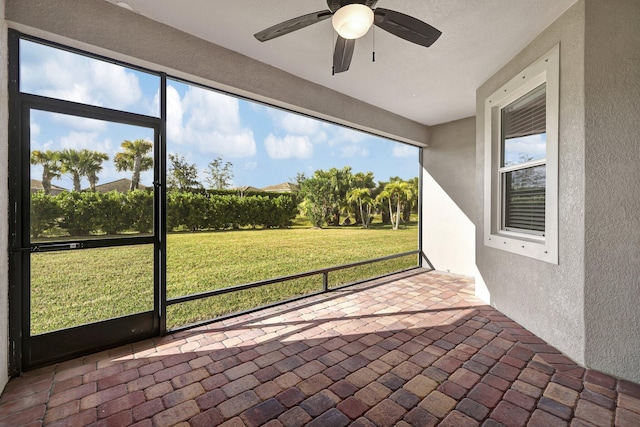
[254,0,442,74]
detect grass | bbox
[31,221,418,334]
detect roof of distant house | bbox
[30,179,67,194]
[88,178,148,193]
[261,182,298,193]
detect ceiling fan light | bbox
[332,4,374,39]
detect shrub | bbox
[56,191,101,236]
[31,190,299,236]
[167,191,209,231]
[30,192,63,238]
[96,191,128,235]
[126,190,154,233]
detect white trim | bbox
[483,44,559,264]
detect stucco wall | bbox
[476,2,587,365]
[583,0,640,382]
[422,117,485,289]
[424,118,476,219]
[4,0,428,147]
[1,0,10,394]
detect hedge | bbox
[31,190,298,238]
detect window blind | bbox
[504,165,546,233]
[503,83,546,140]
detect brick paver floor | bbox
[1,270,639,426]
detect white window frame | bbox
[484,44,559,264]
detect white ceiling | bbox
[105,0,576,126]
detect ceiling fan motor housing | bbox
[327,0,378,13]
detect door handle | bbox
[30,242,84,252]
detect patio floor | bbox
[1,270,639,427]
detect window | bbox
[484,45,559,263]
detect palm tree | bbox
[59,148,109,191]
[384,181,413,230]
[375,188,394,226]
[114,139,153,190]
[405,176,419,222]
[30,150,61,195]
[59,149,85,192]
[82,150,109,191]
[347,187,374,228]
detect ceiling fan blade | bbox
[333,36,355,74]
[374,8,442,48]
[254,10,332,42]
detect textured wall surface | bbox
[422,117,482,279]
[583,0,640,382]
[1,0,10,394]
[424,117,476,219]
[4,0,428,147]
[476,2,587,365]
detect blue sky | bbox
[503,134,546,167]
[23,39,419,190]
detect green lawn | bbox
[31,223,418,334]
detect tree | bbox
[59,148,108,192]
[83,150,109,191]
[328,167,354,226]
[405,176,419,221]
[59,149,84,192]
[30,150,61,195]
[309,167,353,226]
[204,156,234,190]
[349,171,375,224]
[292,172,308,188]
[299,175,334,227]
[114,139,153,190]
[375,188,394,225]
[347,187,375,228]
[167,153,202,191]
[384,180,414,230]
[351,171,375,191]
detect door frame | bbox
[7,31,167,373]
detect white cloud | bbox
[150,89,161,117]
[90,60,142,108]
[59,131,113,153]
[340,144,369,158]
[52,114,109,133]
[268,109,320,135]
[182,86,240,134]
[167,84,257,157]
[30,121,40,139]
[267,109,328,145]
[166,85,184,143]
[264,134,313,159]
[244,162,258,170]
[21,40,143,111]
[393,144,418,158]
[327,127,366,147]
[265,103,381,162]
